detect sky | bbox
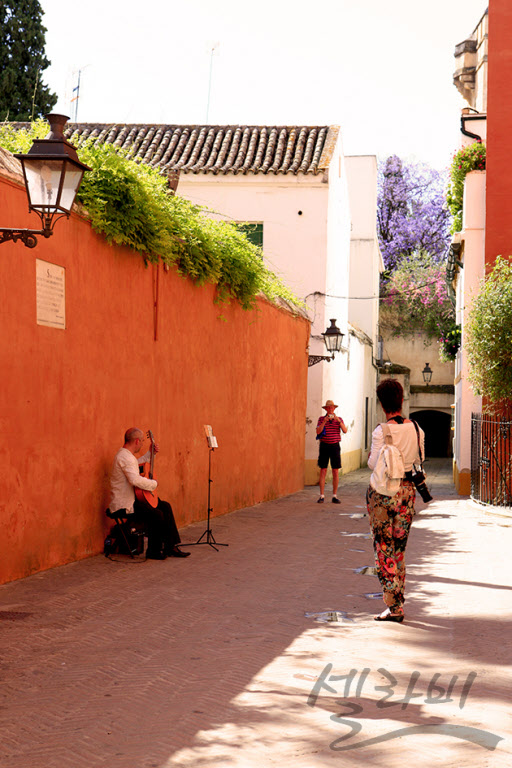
[39,0,488,170]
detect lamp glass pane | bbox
[59,167,84,211]
[324,335,336,353]
[324,333,343,353]
[23,159,65,208]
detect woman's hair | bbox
[376,378,404,414]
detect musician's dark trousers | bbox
[133,498,181,555]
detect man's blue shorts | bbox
[318,441,341,469]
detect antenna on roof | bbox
[70,65,90,122]
[205,42,220,124]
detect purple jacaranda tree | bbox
[377,156,452,273]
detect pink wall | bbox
[0,173,309,584]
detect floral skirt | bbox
[366,481,416,613]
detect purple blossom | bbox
[377,155,452,272]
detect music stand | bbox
[184,426,228,552]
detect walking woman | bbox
[367,379,425,623]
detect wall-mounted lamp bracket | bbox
[0,228,47,248]
[308,354,335,367]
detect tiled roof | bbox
[61,123,339,176]
[0,145,22,179]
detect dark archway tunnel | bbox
[410,410,452,458]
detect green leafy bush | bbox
[446,142,486,234]
[0,120,301,311]
[466,257,512,404]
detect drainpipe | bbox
[460,114,485,143]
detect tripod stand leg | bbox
[195,529,208,544]
[207,529,228,547]
[180,445,228,550]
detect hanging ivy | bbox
[0,120,302,311]
[439,323,461,362]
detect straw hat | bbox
[322,399,338,409]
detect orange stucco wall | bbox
[486,0,512,265]
[0,173,309,584]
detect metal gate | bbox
[471,413,512,506]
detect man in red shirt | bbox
[316,399,347,503]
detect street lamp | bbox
[0,114,90,248]
[422,362,433,385]
[308,319,346,366]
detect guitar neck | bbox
[148,430,156,479]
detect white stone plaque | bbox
[36,259,66,329]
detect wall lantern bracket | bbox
[308,353,335,367]
[308,319,347,366]
[0,225,51,248]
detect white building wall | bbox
[383,333,453,391]
[309,138,355,478]
[177,149,376,485]
[345,155,383,346]
[454,170,485,492]
[177,174,329,299]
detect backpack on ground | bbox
[370,423,405,497]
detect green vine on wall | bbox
[0,120,302,311]
[446,141,486,234]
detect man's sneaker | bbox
[332,496,341,504]
[317,496,325,503]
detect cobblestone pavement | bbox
[1,459,511,768]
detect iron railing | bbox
[471,412,512,506]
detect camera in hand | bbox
[411,466,433,503]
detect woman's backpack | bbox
[370,423,405,497]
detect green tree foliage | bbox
[466,257,512,405]
[0,1,57,121]
[0,121,301,310]
[446,142,486,234]
[380,251,456,348]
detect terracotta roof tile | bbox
[0,145,22,179]
[60,123,339,176]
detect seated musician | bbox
[109,427,190,559]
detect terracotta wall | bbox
[486,0,512,265]
[0,173,309,584]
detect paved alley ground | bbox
[0,460,510,767]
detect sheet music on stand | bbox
[204,425,218,449]
[181,425,227,551]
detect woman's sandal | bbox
[374,609,404,623]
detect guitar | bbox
[135,430,158,508]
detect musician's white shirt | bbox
[109,448,158,514]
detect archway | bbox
[410,410,452,457]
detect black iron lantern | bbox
[1,114,90,248]
[422,362,433,384]
[308,318,346,366]
[322,318,345,354]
